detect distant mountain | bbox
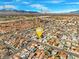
[1,9,79,15]
[70,10,79,14]
[0,9,39,15]
[0,9,38,13]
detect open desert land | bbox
[0,14,79,59]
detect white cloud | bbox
[65,2,79,4]
[30,4,51,12]
[0,6,3,9]
[51,0,63,3]
[0,5,16,9]
[5,5,16,9]
[46,0,64,3]
[16,0,21,2]
[22,2,30,4]
[30,4,47,10]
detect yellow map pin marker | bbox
[36,27,43,39]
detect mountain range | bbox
[70,10,79,14]
[0,9,39,15]
[0,9,79,15]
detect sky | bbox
[0,0,79,13]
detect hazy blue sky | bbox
[0,0,79,13]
